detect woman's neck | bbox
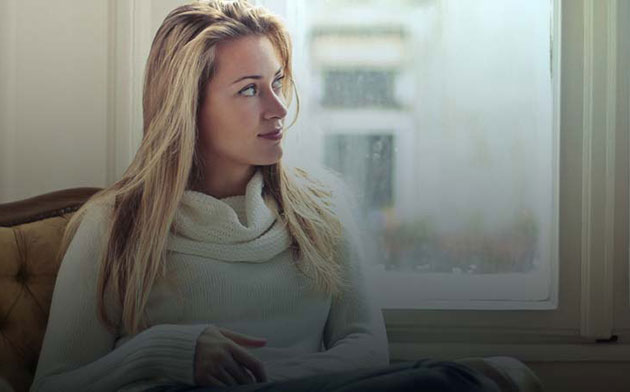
[193,163,256,199]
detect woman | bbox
[31,1,500,391]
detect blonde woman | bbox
[31,1,501,391]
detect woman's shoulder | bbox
[80,195,115,224]
[290,165,373,266]
[58,196,115,273]
[68,195,116,245]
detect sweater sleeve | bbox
[30,204,209,392]
[263,179,390,381]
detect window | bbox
[258,0,630,348]
[136,0,630,357]
[277,0,558,310]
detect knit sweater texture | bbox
[30,169,389,392]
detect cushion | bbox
[0,215,72,392]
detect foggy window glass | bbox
[268,0,556,308]
[324,134,394,209]
[322,69,398,108]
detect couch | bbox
[0,188,101,392]
[0,188,544,392]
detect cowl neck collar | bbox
[167,169,292,262]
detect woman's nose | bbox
[263,90,288,120]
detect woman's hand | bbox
[194,325,268,387]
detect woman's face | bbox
[197,35,288,173]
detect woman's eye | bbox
[239,77,284,97]
[239,85,257,96]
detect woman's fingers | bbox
[216,366,239,386]
[194,326,268,386]
[223,354,256,385]
[206,374,227,387]
[220,328,267,347]
[229,342,268,383]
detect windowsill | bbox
[389,342,630,363]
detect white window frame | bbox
[385,0,630,362]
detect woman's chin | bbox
[256,148,283,166]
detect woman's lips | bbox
[258,129,283,140]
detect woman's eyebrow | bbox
[231,67,283,85]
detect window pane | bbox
[267,0,556,309]
[324,133,394,209]
[322,69,399,108]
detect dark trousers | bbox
[145,359,501,392]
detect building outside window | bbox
[273,0,555,310]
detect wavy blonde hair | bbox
[57,0,346,336]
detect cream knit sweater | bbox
[30,169,389,392]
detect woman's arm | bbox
[30,204,208,392]
[263,258,389,382]
[263,179,390,381]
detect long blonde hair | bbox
[57,0,346,336]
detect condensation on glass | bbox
[269,0,554,309]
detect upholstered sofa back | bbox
[0,188,100,392]
[0,215,71,392]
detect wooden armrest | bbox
[0,187,102,227]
